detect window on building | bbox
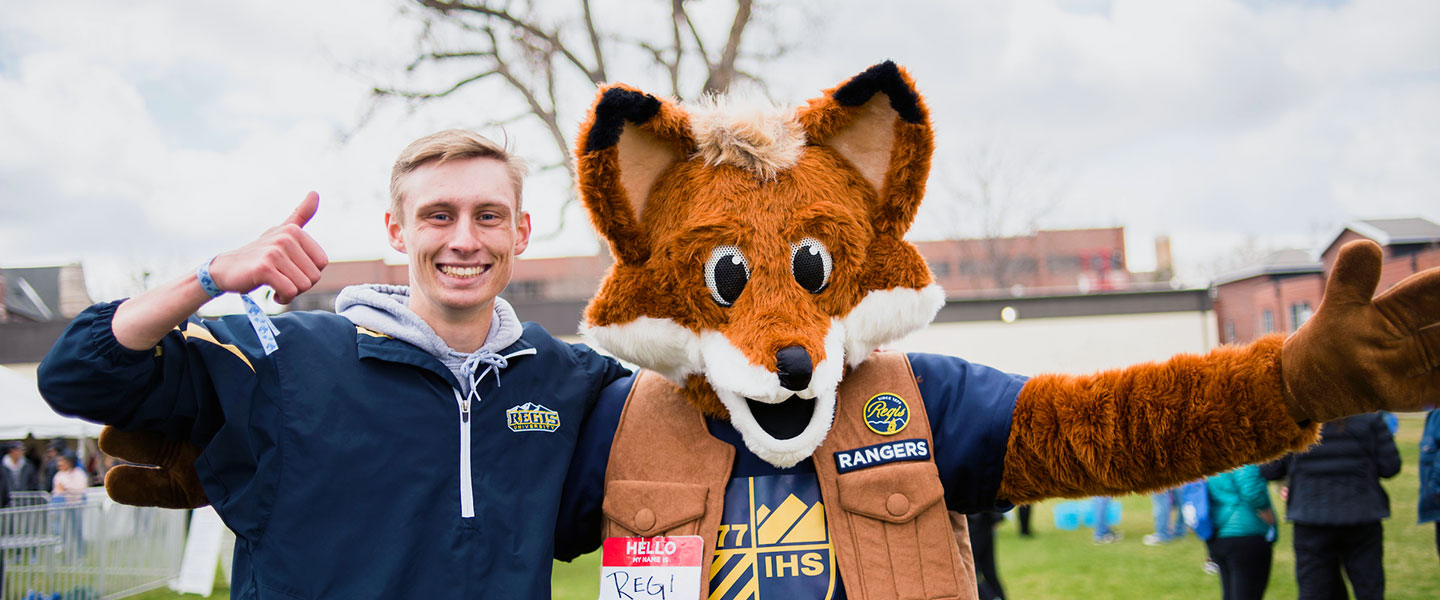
[504,280,543,301]
[928,260,951,278]
[1288,302,1313,332]
[1224,321,1236,344]
[1261,310,1275,334]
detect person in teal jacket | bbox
[1206,464,1278,600]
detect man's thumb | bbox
[284,191,320,228]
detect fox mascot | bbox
[96,62,1440,600]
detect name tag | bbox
[833,438,930,474]
[600,536,703,600]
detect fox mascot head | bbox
[576,61,944,468]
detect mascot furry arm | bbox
[99,62,1439,514]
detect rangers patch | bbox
[863,393,909,435]
[834,439,930,474]
[506,402,560,432]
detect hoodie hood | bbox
[335,284,524,390]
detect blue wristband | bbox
[196,258,224,298]
[196,257,281,356]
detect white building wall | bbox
[889,310,1218,376]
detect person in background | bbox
[1093,496,1119,544]
[1144,485,1187,545]
[1205,464,1277,600]
[0,461,8,590]
[967,511,1007,600]
[1015,503,1032,537]
[2,441,39,496]
[1419,409,1439,562]
[1262,412,1400,600]
[50,452,88,559]
[40,440,63,493]
[50,452,87,501]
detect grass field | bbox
[128,413,1436,599]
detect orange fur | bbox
[578,65,937,416]
[1000,335,1321,504]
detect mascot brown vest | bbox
[603,352,979,600]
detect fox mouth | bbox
[745,395,815,441]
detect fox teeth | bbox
[439,265,484,277]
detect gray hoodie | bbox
[334,284,524,396]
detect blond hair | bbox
[389,129,529,220]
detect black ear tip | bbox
[832,60,924,125]
[585,88,663,153]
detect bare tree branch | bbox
[373,69,500,100]
[580,0,606,80]
[679,2,713,70]
[704,0,753,94]
[417,0,604,82]
[406,50,494,72]
[363,0,809,235]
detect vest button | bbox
[886,493,910,517]
[635,508,657,532]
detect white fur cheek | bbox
[699,331,786,401]
[580,318,702,384]
[715,387,838,469]
[809,319,846,399]
[842,284,945,368]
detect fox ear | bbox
[797,61,933,240]
[576,85,696,265]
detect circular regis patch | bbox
[863,393,910,435]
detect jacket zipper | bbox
[452,347,538,519]
[453,388,475,518]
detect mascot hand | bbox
[99,426,210,509]
[1282,240,1440,423]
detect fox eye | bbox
[704,245,750,307]
[790,237,832,294]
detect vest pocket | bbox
[835,461,963,599]
[603,480,709,537]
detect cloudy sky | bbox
[3,0,1437,303]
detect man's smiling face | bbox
[386,155,531,323]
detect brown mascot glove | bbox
[1281,240,1440,424]
[99,426,210,509]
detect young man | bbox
[38,130,632,598]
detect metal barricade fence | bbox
[1,490,188,600]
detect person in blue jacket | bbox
[1205,464,1277,600]
[37,130,632,599]
[1261,413,1401,600]
[1421,409,1440,562]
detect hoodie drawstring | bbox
[459,350,509,407]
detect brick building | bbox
[1212,217,1440,345]
[912,227,1138,298]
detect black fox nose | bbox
[776,346,812,391]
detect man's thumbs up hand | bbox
[209,192,330,304]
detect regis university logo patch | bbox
[863,393,909,435]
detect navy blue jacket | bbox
[1420,410,1440,524]
[1261,413,1401,526]
[38,301,631,599]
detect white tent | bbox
[0,364,103,439]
